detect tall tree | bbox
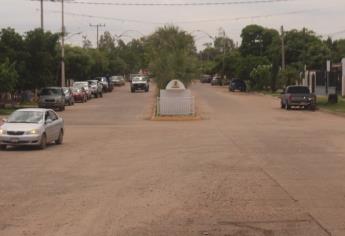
[24,29,60,89]
[145,25,198,89]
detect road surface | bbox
[1,82,345,236]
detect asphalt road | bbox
[1,82,345,236]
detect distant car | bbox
[281,85,316,110]
[0,108,64,150]
[200,74,212,83]
[71,87,87,103]
[111,76,126,86]
[131,76,149,93]
[38,87,66,111]
[62,87,75,106]
[95,77,109,92]
[229,79,246,92]
[73,81,92,99]
[211,76,222,86]
[87,80,103,98]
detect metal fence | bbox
[157,97,195,116]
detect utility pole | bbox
[281,25,286,70]
[61,0,65,87]
[89,24,106,48]
[40,0,44,30]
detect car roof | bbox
[14,108,52,112]
[287,85,308,88]
[42,87,62,89]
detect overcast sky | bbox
[1,0,345,50]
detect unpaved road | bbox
[1,82,345,236]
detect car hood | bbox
[40,95,62,100]
[1,123,43,131]
[132,81,147,84]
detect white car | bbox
[130,76,149,93]
[0,108,64,150]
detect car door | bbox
[44,111,54,142]
[48,110,60,140]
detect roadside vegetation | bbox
[317,96,345,113]
[1,24,344,105]
[199,25,345,92]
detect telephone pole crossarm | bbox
[89,23,106,48]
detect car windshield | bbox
[287,86,310,94]
[7,111,43,124]
[132,77,145,82]
[40,88,61,96]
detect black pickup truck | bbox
[281,85,316,111]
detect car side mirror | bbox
[45,119,53,124]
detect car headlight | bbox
[25,129,39,135]
[0,129,7,135]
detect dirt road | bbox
[1,82,345,236]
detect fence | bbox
[157,97,195,116]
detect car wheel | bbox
[0,145,7,151]
[309,105,316,111]
[131,88,135,93]
[61,106,65,111]
[39,134,47,150]
[56,129,63,145]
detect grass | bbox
[317,96,345,113]
[261,91,282,97]
[0,107,18,116]
[0,102,37,116]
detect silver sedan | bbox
[0,108,64,150]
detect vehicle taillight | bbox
[288,95,292,101]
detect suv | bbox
[229,79,246,92]
[87,80,103,98]
[130,76,149,93]
[38,87,66,111]
[281,85,316,110]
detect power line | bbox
[30,0,293,6]
[174,9,316,24]
[42,8,313,25]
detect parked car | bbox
[95,77,109,92]
[38,87,66,111]
[111,76,126,86]
[281,85,316,110]
[73,81,92,99]
[0,108,64,150]
[62,87,75,106]
[106,77,114,92]
[200,74,212,83]
[229,79,246,92]
[87,80,103,98]
[71,87,87,103]
[211,76,222,86]
[130,76,149,93]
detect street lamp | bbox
[65,32,83,41]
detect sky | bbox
[1,0,345,50]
